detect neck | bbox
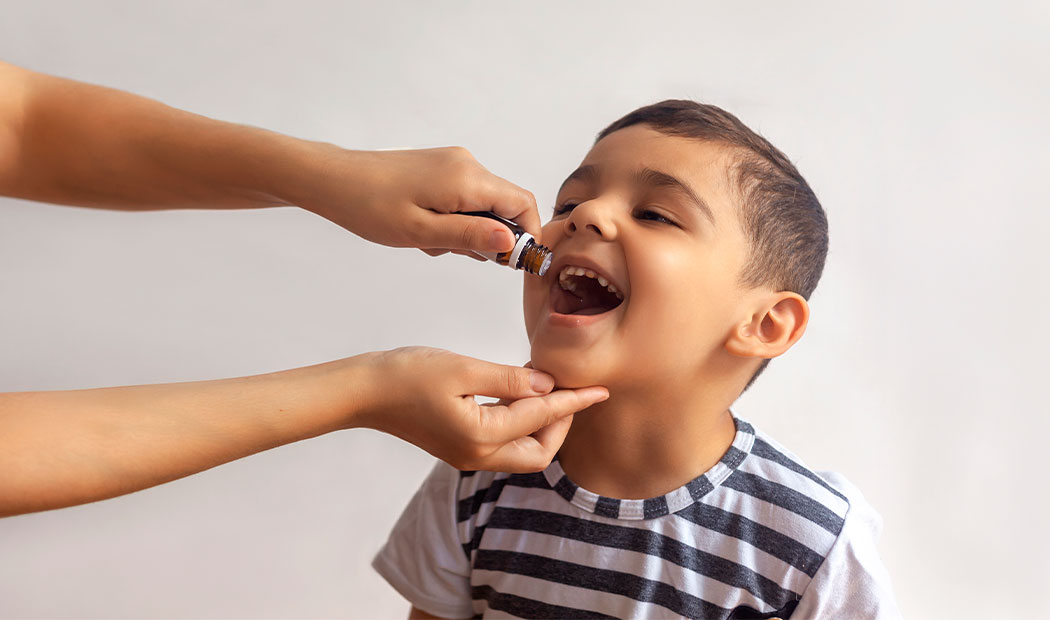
[557,377,738,500]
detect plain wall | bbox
[1,1,1048,618]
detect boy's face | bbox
[523,125,756,390]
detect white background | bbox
[1,1,1048,618]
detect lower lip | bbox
[547,309,613,328]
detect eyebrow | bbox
[557,164,600,196]
[557,164,715,224]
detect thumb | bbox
[419,211,515,253]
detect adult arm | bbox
[0,347,607,518]
[0,60,540,254]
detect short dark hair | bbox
[596,100,828,393]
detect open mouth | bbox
[550,266,625,316]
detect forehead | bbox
[562,125,739,224]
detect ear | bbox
[725,292,810,359]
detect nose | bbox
[564,199,617,240]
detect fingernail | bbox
[587,388,610,402]
[489,229,513,251]
[530,372,555,393]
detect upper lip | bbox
[548,252,628,298]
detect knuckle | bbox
[506,370,525,396]
[460,413,488,443]
[475,421,499,448]
[452,354,475,377]
[512,453,547,474]
[465,424,486,446]
[533,389,555,408]
[530,454,552,472]
[461,443,488,466]
[402,218,427,246]
[458,221,481,249]
[447,145,474,161]
[452,160,479,184]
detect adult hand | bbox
[291,146,542,258]
[355,347,607,472]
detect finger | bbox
[480,414,574,473]
[527,412,575,455]
[480,387,608,444]
[472,176,542,239]
[460,359,558,400]
[420,248,449,257]
[493,362,536,407]
[418,210,515,253]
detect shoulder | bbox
[741,428,882,535]
[373,461,481,618]
[708,421,858,580]
[730,424,852,537]
[728,423,901,617]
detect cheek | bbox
[625,244,728,351]
[629,243,694,305]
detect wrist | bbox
[247,353,377,440]
[309,352,384,433]
[268,138,371,222]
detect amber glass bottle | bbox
[464,211,553,276]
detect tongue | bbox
[553,277,622,315]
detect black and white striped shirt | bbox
[374,417,899,619]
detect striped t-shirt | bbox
[373,417,899,619]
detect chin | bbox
[529,345,612,389]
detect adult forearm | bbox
[0,61,328,212]
[0,356,373,517]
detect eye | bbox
[634,208,678,227]
[552,202,578,217]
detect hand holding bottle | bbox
[291,146,544,258]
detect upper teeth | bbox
[558,265,624,300]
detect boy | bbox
[373,101,900,619]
